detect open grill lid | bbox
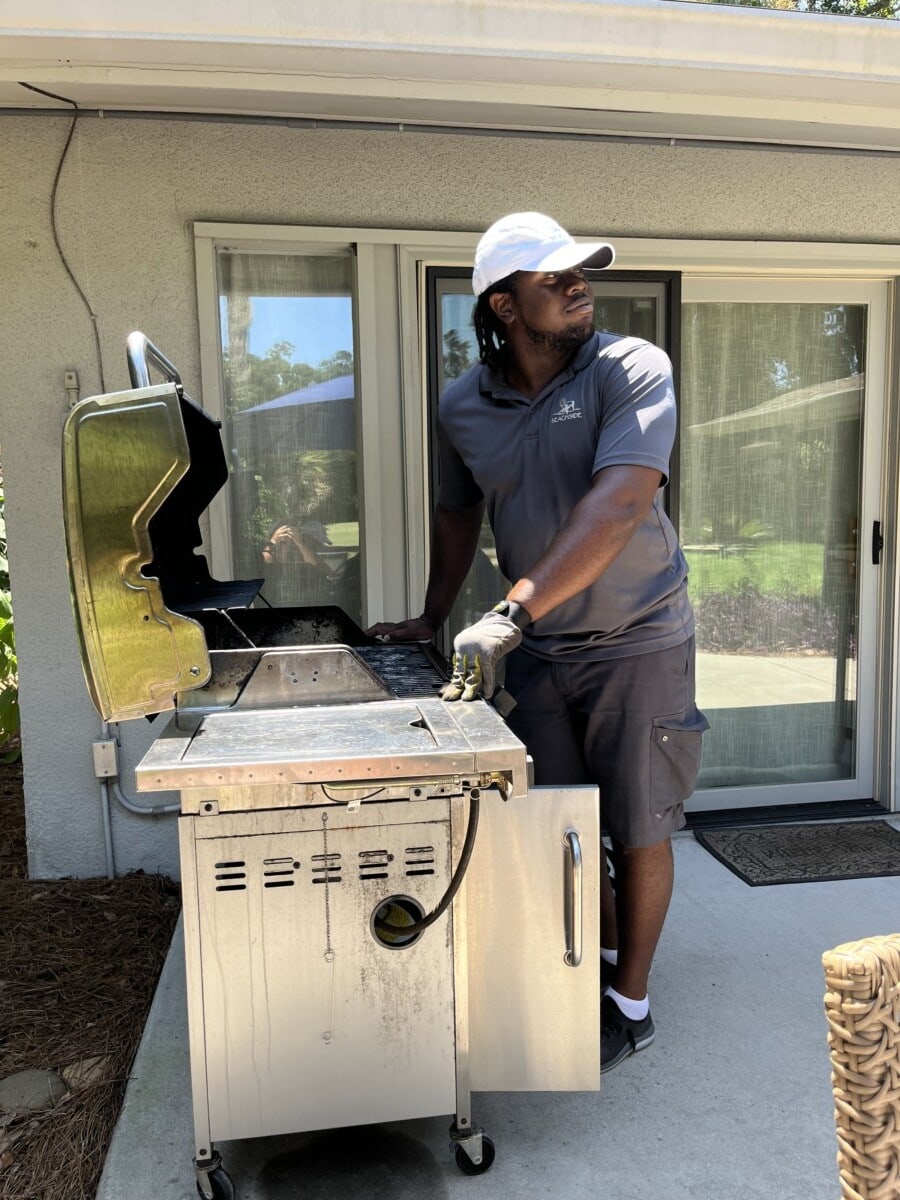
[62,333,262,721]
[63,333,529,801]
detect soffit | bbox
[3,0,900,152]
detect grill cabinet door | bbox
[465,785,601,1091]
[185,809,457,1143]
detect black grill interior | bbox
[194,606,448,698]
[142,389,262,611]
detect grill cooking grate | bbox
[355,644,448,698]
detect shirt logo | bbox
[551,396,582,423]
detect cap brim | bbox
[532,241,615,273]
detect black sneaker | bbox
[601,994,655,1074]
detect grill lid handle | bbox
[126,331,183,389]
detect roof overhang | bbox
[4,0,900,152]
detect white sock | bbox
[607,986,649,1022]
[600,947,618,965]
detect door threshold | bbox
[685,798,885,831]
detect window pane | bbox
[680,302,865,788]
[218,251,361,623]
[594,295,658,342]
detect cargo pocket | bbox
[650,709,710,810]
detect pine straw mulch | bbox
[0,761,181,1200]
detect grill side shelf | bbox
[134,701,478,792]
[136,711,206,791]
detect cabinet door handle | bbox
[563,829,583,967]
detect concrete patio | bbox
[96,824,900,1200]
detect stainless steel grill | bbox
[61,334,600,1199]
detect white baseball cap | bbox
[472,211,615,296]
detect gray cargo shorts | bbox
[503,637,709,848]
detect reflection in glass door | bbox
[215,249,362,623]
[427,271,507,645]
[680,282,885,809]
[426,269,679,648]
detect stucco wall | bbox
[2,112,900,879]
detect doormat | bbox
[694,820,900,886]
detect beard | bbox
[522,318,594,354]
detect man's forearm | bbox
[421,502,485,628]
[506,465,661,622]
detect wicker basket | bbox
[822,934,900,1200]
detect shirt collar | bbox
[479,332,600,402]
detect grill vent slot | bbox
[214,860,247,892]
[263,855,300,889]
[404,845,435,877]
[358,848,391,881]
[311,851,342,884]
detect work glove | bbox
[440,601,531,702]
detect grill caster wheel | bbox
[195,1166,235,1200]
[455,1136,495,1176]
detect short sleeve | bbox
[437,419,484,511]
[592,340,676,483]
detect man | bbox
[369,212,707,1072]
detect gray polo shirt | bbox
[437,331,694,660]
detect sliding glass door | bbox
[681,280,886,810]
[425,269,886,811]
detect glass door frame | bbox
[423,266,683,653]
[192,225,900,813]
[683,276,889,812]
[194,224,418,628]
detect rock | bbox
[61,1055,113,1090]
[0,1068,67,1113]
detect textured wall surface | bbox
[2,113,899,878]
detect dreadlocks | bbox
[472,272,518,374]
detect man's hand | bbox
[366,616,436,643]
[440,603,530,701]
